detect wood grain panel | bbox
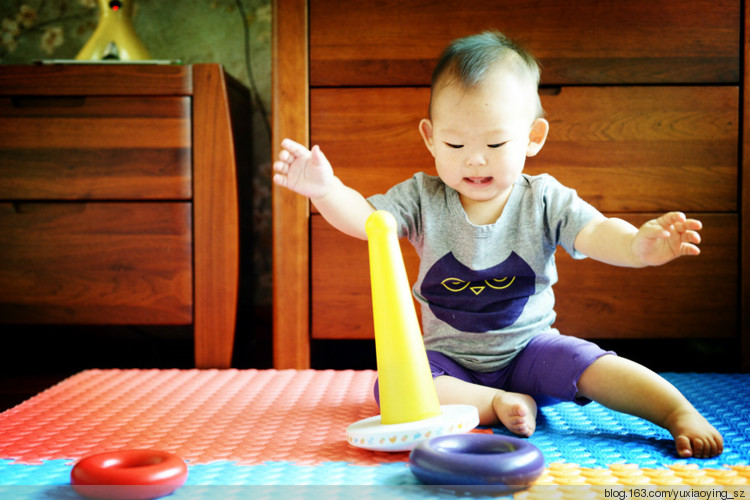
[0,64,192,96]
[743,1,750,372]
[192,64,240,369]
[0,202,192,324]
[554,214,737,339]
[311,213,736,340]
[0,97,191,200]
[311,215,422,339]
[272,0,312,368]
[310,0,739,86]
[311,86,738,213]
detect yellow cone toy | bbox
[346,210,479,451]
[366,210,441,424]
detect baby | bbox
[273,31,723,458]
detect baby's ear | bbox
[419,118,436,157]
[526,118,549,157]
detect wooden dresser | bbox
[273,0,749,371]
[0,64,250,368]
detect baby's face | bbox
[420,68,545,210]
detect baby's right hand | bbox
[273,138,335,200]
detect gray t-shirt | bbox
[367,172,601,371]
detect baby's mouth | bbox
[465,177,493,185]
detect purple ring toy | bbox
[409,434,544,487]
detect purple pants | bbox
[374,333,615,407]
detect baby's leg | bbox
[577,355,723,458]
[434,375,537,437]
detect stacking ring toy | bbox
[347,404,479,452]
[71,449,188,500]
[409,434,544,488]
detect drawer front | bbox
[0,97,191,200]
[311,213,737,340]
[311,86,738,213]
[0,202,192,324]
[553,214,738,339]
[310,0,740,86]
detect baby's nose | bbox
[466,152,487,167]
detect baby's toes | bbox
[704,434,723,458]
[675,435,693,458]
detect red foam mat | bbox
[0,369,403,466]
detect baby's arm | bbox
[574,212,702,268]
[273,138,375,240]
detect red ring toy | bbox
[71,449,188,500]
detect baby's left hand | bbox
[632,212,703,267]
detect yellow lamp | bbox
[76,0,150,61]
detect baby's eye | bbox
[445,143,464,149]
[488,141,509,149]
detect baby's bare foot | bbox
[663,406,723,458]
[492,391,537,437]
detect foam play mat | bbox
[0,369,748,499]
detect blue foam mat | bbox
[524,372,750,468]
[0,484,515,500]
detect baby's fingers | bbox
[272,159,287,174]
[679,218,703,233]
[681,229,701,245]
[640,219,672,240]
[675,228,702,256]
[656,211,687,229]
[657,212,703,232]
[679,243,701,257]
[280,138,310,158]
[272,172,286,187]
[309,145,329,167]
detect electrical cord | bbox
[234,0,272,139]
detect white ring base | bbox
[346,404,480,452]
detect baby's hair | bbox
[430,30,544,119]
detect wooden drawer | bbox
[0,202,192,324]
[310,0,740,86]
[0,96,191,200]
[554,214,738,338]
[311,86,738,213]
[311,213,737,340]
